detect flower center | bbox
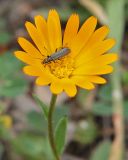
[44,56,75,79]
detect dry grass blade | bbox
[106,0,125,159]
[78,0,108,24]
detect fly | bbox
[42,47,71,64]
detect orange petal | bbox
[70,16,97,57]
[85,53,118,66]
[25,21,47,55]
[14,51,41,65]
[75,39,116,67]
[64,84,77,97]
[36,76,52,85]
[34,15,50,51]
[18,37,43,58]
[50,78,77,97]
[71,76,95,90]
[50,80,63,94]
[84,25,110,49]
[73,65,114,75]
[77,53,118,69]
[63,14,79,47]
[23,65,43,76]
[84,76,107,84]
[47,9,62,53]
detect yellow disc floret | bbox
[45,56,75,79]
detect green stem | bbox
[48,94,60,160]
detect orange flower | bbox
[15,9,118,97]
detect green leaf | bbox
[122,72,128,84]
[0,32,12,45]
[33,94,48,120]
[12,133,54,160]
[0,52,28,97]
[0,52,22,78]
[55,116,68,155]
[77,89,89,105]
[27,111,47,133]
[0,77,27,97]
[53,106,69,127]
[92,102,112,116]
[98,84,112,102]
[90,140,111,160]
[74,119,98,145]
[92,101,128,118]
[124,101,128,118]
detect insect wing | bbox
[50,48,70,60]
[43,48,70,64]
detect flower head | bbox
[0,115,12,128]
[15,9,118,97]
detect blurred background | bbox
[0,0,128,160]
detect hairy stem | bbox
[48,94,60,160]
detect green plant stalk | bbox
[48,94,60,160]
[107,0,125,159]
